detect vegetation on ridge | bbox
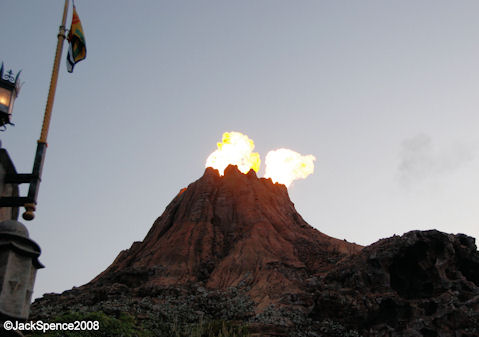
[24,311,250,337]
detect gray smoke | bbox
[397,134,473,187]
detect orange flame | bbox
[206,132,315,187]
[264,148,315,187]
[205,131,261,175]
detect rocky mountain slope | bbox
[91,165,361,310]
[30,165,479,336]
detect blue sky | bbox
[1,0,478,299]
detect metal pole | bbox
[39,0,69,143]
[23,0,70,221]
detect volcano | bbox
[92,165,361,309]
[30,165,479,337]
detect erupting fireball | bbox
[205,131,261,175]
[264,149,316,187]
[206,131,315,187]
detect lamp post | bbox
[0,65,44,335]
[0,0,70,221]
[0,63,21,130]
[0,63,38,217]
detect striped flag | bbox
[66,6,86,73]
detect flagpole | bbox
[23,0,70,220]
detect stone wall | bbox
[0,148,19,221]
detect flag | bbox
[66,6,86,73]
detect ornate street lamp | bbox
[0,64,43,327]
[0,62,38,220]
[0,64,21,130]
[0,0,70,221]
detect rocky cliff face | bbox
[91,165,361,309]
[29,166,479,337]
[311,230,479,336]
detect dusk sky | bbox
[1,1,478,300]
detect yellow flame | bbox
[206,131,261,175]
[264,148,316,187]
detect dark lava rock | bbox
[311,230,479,336]
[29,167,479,336]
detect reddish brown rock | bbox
[92,165,361,309]
[29,165,479,337]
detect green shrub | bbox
[24,311,249,337]
[318,319,361,337]
[24,311,152,337]
[145,319,249,337]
